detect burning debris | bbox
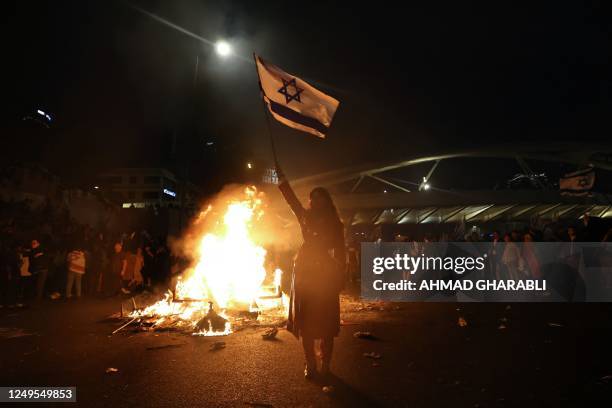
[261,327,278,340]
[111,187,288,336]
[195,302,229,334]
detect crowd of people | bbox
[0,199,174,308]
[376,215,612,300]
[344,215,612,290]
[3,197,612,307]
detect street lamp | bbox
[215,40,232,57]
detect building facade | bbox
[97,168,199,209]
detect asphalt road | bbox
[1,297,612,407]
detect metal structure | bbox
[286,143,612,227]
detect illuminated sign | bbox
[122,202,146,208]
[163,188,177,197]
[262,168,279,185]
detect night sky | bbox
[3,1,611,192]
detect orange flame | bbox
[130,186,285,335]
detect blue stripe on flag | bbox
[268,99,329,136]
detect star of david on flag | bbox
[255,54,339,138]
[559,167,596,197]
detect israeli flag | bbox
[255,55,339,138]
[559,168,595,196]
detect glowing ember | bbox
[130,186,285,336]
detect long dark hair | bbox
[309,187,342,226]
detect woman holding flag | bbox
[255,54,344,379]
[277,167,346,379]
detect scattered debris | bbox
[0,327,38,339]
[210,341,226,351]
[322,386,334,394]
[105,367,119,374]
[353,331,377,340]
[599,375,612,384]
[363,352,381,359]
[146,344,185,351]
[238,310,260,320]
[112,291,285,337]
[547,322,564,328]
[23,347,40,356]
[261,327,278,340]
[196,302,229,333]
[458,317,468,327]
[111,317,139,335]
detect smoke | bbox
[168,183,298,267]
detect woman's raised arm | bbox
[277,170,306,221]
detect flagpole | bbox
[253,53,280,171]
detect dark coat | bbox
[279,181,345,339]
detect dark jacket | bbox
[29,247,49,274]
[279,181,345,339]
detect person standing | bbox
[90,233,107,296]
[121,246,136,294]
[153,244,170,290]
[489,231,501,279]
[17,245,31,305]
[29,239,49,301]
[132,247,145,291]
[501,233,523,280]
[141,243,155,289]
[105,242,126,297]
[66,245,86,299]
[522,233,541,279]
[277,168,346,379]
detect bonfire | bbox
[118,186,287,336]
